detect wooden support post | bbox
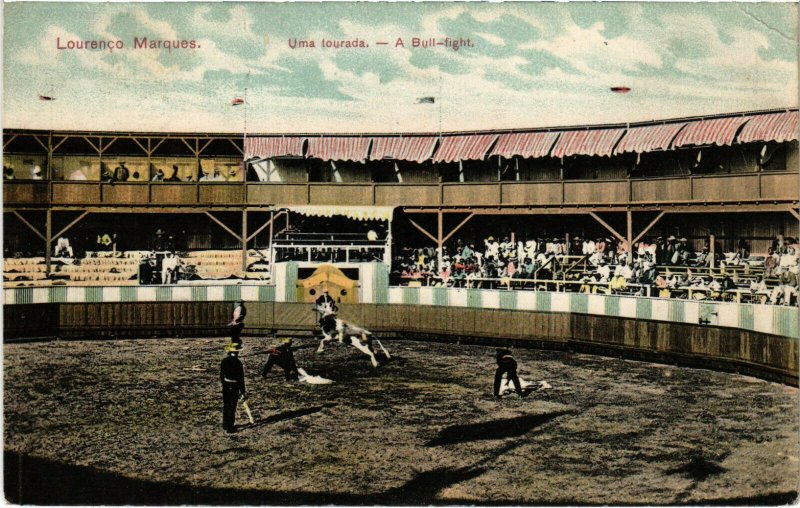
[709,234,716,269]
[45,209,52,275]
[11,211,46,242]
[441,212,475,244]
[269,210,275,266]
[588,212,627,245]
[47,132,53,181]
[631,211,667,246]
[52,211,90,240]
[626,211,633,259]
[205,212,241,241]
[437,211,444,272]
[242,209,248,272]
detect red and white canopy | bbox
[245,137,305,159]
[490,132,560,159]
[432,134,498,163]
[736,111,799,144]
[370,136,438,163]
[672,116,752,147]
[614,123,687,154]
[551,128,625,158]
[306,137,371,162]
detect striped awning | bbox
[244,137,305,159]
[614,123,687,154]
[370,136,438,163]
[736,111,799,144]
[550,128,625,158]
[432,134,498,163]
[490,132,560,159]
[672,116,751,147]
[306,137,371,162]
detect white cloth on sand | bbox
[297,367,333,385]
[499,377,551,397]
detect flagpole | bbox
[438,75,443,139]
[243,87,248,143]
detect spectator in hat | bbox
[113,162,130,182]
[262,338,299,381]
[151,168,165,182]
[220,343,246,434]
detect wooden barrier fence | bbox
[3,301,796,385]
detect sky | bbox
[3,2,798,134]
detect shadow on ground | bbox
[244,403,337,430]
[426,411,570,447]
[5,451,796,506]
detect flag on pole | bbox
[415,97,435,104]
[231,98,245,106]
[39,95,55,101]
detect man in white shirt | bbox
[161,252,180,284]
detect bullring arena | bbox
[4,108,800,504]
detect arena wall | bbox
[3,284,797,385]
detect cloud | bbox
[475,32,505,46]
[190,5,260,43]
[522,21,663,74]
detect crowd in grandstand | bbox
[391,234,800,306]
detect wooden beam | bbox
[588,211,627,244]
[789,208,800,221]
[51,211,90,242]
[3,134,18,150]
[45,209,52,275]
[83,136,100,154]
[11,211,46,242]
[31,135,48,152]
[626,211,633,256]
[407,217,438,244]
[198,138,213,156]
[246,210,287,242]
[228,138,244,155]
[242,209,248,271]
[150,138,166,154]
[631,211,667,246]
[102,137,118,153]
[205,211,242,241]
[441,212,475,244]
[51,136,69,153]
[180,138,198,156]
[131,138,150,155]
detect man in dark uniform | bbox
[262,338,299,381]
[220,343,247,433]
[494,348,528,398]
[228,300,247,348]
[314,289,338,316]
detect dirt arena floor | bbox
[4,336,799,505]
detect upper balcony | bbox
[4,170,798,210]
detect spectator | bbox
[161,251,180,284]
[113,162,130,182]
[4,167,15,180]
[166,165,182,182]
[32,166,44,180]
[54,236,73,258]
[152,169,165,182]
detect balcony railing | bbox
[4,171,798,208]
